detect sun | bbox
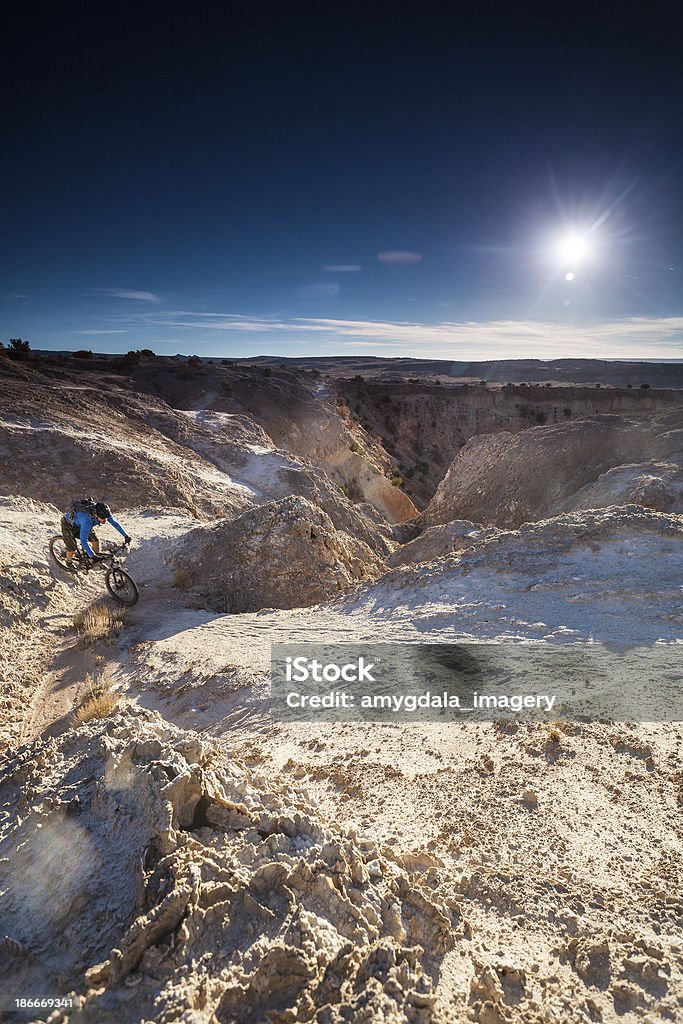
[556,231,590,265]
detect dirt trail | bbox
[21,631,95,742]
[21,526,201,742]
[15,557,128,744]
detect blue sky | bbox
[3,5,682,360]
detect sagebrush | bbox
[74,601,126,644]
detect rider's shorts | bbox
[61,515,96,553]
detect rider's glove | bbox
[91,553,104,561]
[123,535,132,544]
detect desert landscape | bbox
[0,347,681,1023]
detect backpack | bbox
[72,497,97,516]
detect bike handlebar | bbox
[85,542,129,565]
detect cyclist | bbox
[61,499,132,570]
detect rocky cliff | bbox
[420,411,683,529]
[338,378,681,505]
[0,355,417,526]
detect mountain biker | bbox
[61,499,132,570]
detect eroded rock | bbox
[0,707,454,1022]
[420,414,683,529]
[171,494,385,612]
[387,520,496,567]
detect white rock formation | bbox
[0,708,454,1023]
[421,414,683,529]
[171,495,385,612]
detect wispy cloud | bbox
[115,309,683,360]
[147,317,329,333]
[322,264,361,272]
[156,311,252,318]
[291,316,683,358]
[296,283,340,298]
[377,251,422,264]
[71,329,128,335]
[91,288,161,303]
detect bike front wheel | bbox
[105,567,139,606]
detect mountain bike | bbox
[49,538,139,606]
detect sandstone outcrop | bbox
[261,463,397,557]
[135,359,418,523]
[420,414,683,529]
[0,496,84,749]
[128,402,397,556]
[171,495,384,612]
[376,505,683,645]
[0,375,253,518]
[0,358,412,546]
[561,460,683,514]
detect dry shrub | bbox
[74,601,126,645]
[341,476,364,503]
[72,686,119,726]
[172,567,193,590]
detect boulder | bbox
[172,495,384,612]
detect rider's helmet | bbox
[95,501,112,520]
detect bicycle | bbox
[49,538,139,606]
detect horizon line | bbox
[21,348,683,366]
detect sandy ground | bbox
[2,496,681,1022]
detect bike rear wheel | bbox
[49,535,72,570]
[105,566,139,606]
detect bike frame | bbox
[72,542,129,573]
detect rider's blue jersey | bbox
[66,509,127,557]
